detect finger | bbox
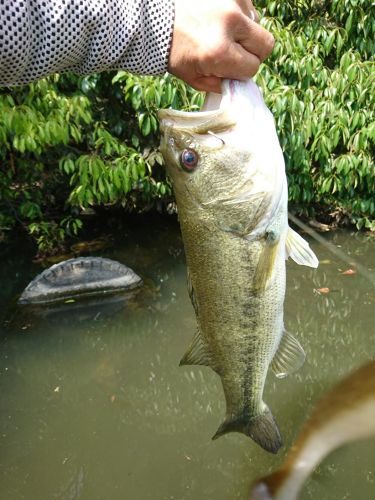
[192,75,223,93]
[235,0,259,23]
[235,0,254,14]
[197,40,261,81]
[215,44,261,79]
[249,9,260,23]
[233,14,274,62]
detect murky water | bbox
[0,216,374,500]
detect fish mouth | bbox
[158,107,236,135]
[158,82,236,134]
[158,79,262,134]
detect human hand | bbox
[168,0,274,93]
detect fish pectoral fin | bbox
[271,330,306,379]
[212,405,282,454]
[286,227,319,268]
[253,235,279,293]
[179,329,211,368]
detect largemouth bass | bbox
[250,360,375,499]
[158,79,318,454]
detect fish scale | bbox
[159,79,318,453]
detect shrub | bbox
[0,0,373,255]
[257,0,375,229]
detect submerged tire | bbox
[18,257,143,305]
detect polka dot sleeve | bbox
[0,0,175,86]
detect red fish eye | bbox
[180,148,199,171]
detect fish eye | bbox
[180,148,199,172]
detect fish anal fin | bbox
[212,406,282,454]
[253,237,279,293]
[179,329,211,367]
[271,330,305,379]
[286,227,319,268]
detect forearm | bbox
[0,0,174,86]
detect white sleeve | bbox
[0,0,174,85]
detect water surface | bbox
[0,216,374,499]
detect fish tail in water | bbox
[212,405,282,454]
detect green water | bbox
[0,216,374,500]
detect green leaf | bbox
[141,115,151,136]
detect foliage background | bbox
[0,0,374,255]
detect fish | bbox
[250,360,375,499]
[158,79,318,453]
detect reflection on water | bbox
[0,216,374,500]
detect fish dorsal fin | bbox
[271,330,305,379]
[253,235,279,293]
[180,329,211,367]
[286,227,319,268]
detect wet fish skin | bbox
[250,360,375,499]
[159,79,317,453]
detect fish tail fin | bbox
[212,405,282,454]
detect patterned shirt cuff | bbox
[0,0,175,85]
[116,0,175,76]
